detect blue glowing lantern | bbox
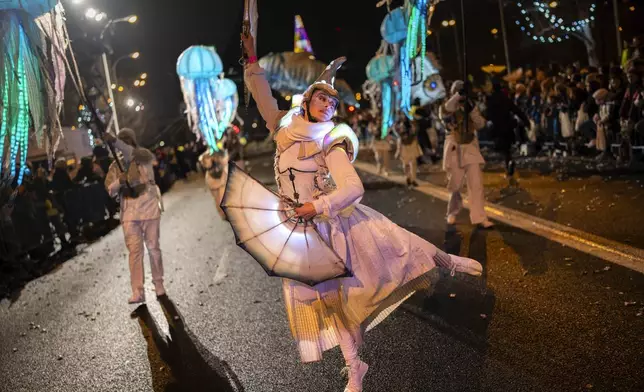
[366,55,395,83]
[177,46,226,151]
[0,0,57,17]
[212,78,239,137]
[176,45,223,80]
[213,78,237,101]
[380,7,407,44]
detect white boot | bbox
[449,254,483,277]
[342,360,369,392]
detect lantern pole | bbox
[498,0,511,72]
[460,0,469,134]
[612,0,622,64]
[101,53,121,134]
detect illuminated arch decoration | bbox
[514,1,596,44]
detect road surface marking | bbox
[213,247,231,284]
[354,161,644,275]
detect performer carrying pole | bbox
[103,129,166,304]
[439,0,494,229]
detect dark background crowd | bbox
[349,43,644,183]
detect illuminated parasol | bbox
[221,163,350,286]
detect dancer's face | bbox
[306,90,338,122]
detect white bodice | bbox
[275,143,334,205]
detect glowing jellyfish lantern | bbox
[366,55,395,83]
[211,78,239,139]
[1,0,69,185]
[177,45,225,151]
[366,54,396,138]
[380,7,407,44]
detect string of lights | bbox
[9,26,31,185]
[514,1,596,44]
[381,82,393,139]
[0,67,8,176]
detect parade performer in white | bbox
[242,35,482,392]
[440,81,494,228]
[199,149,229,219]
[104,129,166,304]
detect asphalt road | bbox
[1,155,643,392]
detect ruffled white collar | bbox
[274,108,335,159]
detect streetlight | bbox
[140,73,148,80]
[93,12,139,134]
[134,80,141,87]
[112,52,140,82]
[441,20,449,27]
[110,51,140,93]
[549,1,558,8]
[491,28,499,35]
[99,14,138,40]
[139,80,146,87]
[126,98,135,107]
[448,19,456,26]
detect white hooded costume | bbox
[105,129,165,300]
[440,81,490,225]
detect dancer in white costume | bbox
[242,35,482,392]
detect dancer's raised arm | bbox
[242,34,287,133]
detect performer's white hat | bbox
[118,128,137,143]
[302,56,347,104]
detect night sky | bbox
[63,0,644,127]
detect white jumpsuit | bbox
[105,140,164,296]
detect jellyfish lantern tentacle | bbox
[195,78,219,149]
[381,81,394,139]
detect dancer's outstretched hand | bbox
[294,202,318,221]
[241,33,255,59]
